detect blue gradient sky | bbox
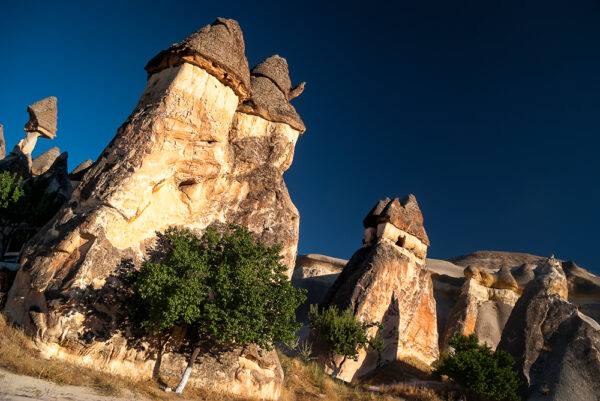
[1,1,599,273]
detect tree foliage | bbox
[134,225,306,350]
[309,304,383,377]
[434,333,521,401]
[0,172,23,209]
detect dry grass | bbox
[0,313,453,401]
[278,352,399,401]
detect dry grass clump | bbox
[278,352,398,401]
[379,383,458,401]
[0,313,454,401]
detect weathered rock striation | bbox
[5,18,305,400]
[497,256,600,401]
[314,195,438,382]
[441,265,520,351]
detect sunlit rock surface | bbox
[4,17,305,400]
[498,256,600,401]
[313,195,438,382]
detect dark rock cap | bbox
[237,55,306,133]
[24,97,57,139]
[363,195,430,246]
[251,55,292,96]
[145,18,251,100]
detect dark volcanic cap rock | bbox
[363,194,430,246]
[251,55,292,95]
[24,97,57,139]
[145,18,251,100]
[238,56,306,133]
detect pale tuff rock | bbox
[31,147,61,176]
[498,256,600,401]
[145,18,251,100]
[4,18,304,400]
[562,261,600,322]
[314,196,438,382]
[463,265,519,292]
[441,277,519,351]
[441,262,520,350]
[292,254,347,326]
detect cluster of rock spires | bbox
[4,17,305,400]
[0,16,598,401]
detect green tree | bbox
[308,304,383,378]
[133,225,306,393]
[434,333,521,401]
[0,171,23,209]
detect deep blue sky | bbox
[1,1,599,273]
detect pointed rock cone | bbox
[312,195,438,382]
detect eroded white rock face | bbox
[5,21,304,400]
[441,278,520,351]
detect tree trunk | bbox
[331,355,347,379]
[174,346,200,394]
[152,336,164,379]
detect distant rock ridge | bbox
[313,195,438,382]
[5,17,306,400]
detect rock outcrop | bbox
[292,254,346,325]
[440,261,522,351]
[448,250,545,271]
[314,195,438,382]
[0,97,58,177]
[4,18,305,400]
[497,256,600,401]
[31,147,61,176]
[563,261,600,322]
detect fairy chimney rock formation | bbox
[497,256,600,401]
[0,97,58,177]
[315,195,438,382]
[5,18,305,400]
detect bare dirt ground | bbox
[0,369,148,401]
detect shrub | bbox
[0,171,23,209]
[434,333,521,401]
[133,225,306,393]
[308,304,383,378]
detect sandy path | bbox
[0,369,148,401]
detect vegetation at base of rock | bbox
[0,172,63,255]
[0,171,23,209]
[132,225,306,392]
[434,333,521,401]
[308,304,384,377]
